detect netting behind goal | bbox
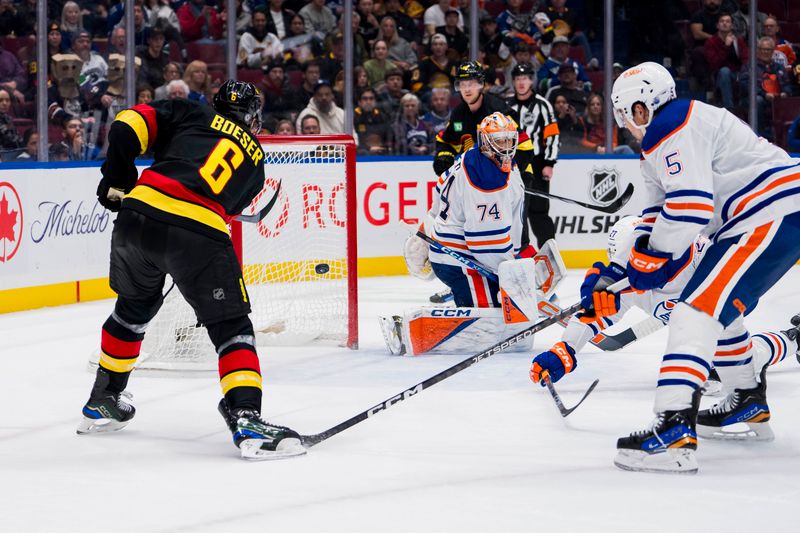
[132,136,358,372]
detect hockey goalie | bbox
[380,112,564,356]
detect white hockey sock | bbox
[751,331,791,370]
[712,318,758,391]
[654,303,722,413]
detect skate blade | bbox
[614,448,698,475]
[697,421,774,442]
[76,417,131,435]
[377,316,405,356]
[239,438,307,461]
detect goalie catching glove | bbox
[530,341,576,385]
[403,230,434,280]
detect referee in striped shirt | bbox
[506,63,560,247]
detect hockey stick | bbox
[416,230,498,281]
[524,182,635,214]
[236,180,282,223]
[542,371,599,417]
[589,316,665,351]
[300,299,585,447]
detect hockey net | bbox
[121,135,358,372]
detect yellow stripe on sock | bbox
[220,370,262,395]
[99,351,138,373]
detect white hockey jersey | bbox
[427,147,526,272]
[636,99,799,255]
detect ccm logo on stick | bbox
[367,385,424,416]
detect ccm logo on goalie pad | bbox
[430,309,473,317]
[367,384,424,416]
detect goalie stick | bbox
[299,280,628,447]
[235,180,282,223]
[524,182,634,214]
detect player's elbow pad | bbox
[433,152,455,176]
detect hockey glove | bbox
[627,235,692,291]
[403,231,434,281]
[530,342,577,385]
[579,261,626,312]
[96,178,127,212]
[433,151,455,176]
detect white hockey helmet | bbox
[607,215,642,263]
[610,62,676,131]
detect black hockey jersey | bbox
[103,98,265,241]
[506,93,560,166]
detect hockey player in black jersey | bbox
[506,63,560,247]
[77,80,305,460]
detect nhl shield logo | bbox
[589,168,620,206]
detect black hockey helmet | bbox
[455,60,486,85]
[213,79,263,134]
[511,63,535,80]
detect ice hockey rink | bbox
[2,270,800,533]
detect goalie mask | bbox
[478,112,519,172]
[213,80,263,135]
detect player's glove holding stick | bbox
[627,235,692,291]
[530,341,577,385]
[578,261,626,321]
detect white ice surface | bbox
[2,270,800,532]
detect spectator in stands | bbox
[116,2,152,48]
[436,8,469,60]
[319,31,345,82]
[261,62,297,119]
[13,0,37,37]
[136,84,154,105]
[480,14,511,70]
[56,116,91,160]
[354,88,390,154]
[725,0,767,42]
[70,31,107,97]
[760,17,795,73]
[424,0,463,41]
[0,0,19,37]
[415,34,457,95]
[393,93,433,155]
[739,36,790,139]
[15,128,38,160]
[144,0,180,35]
[537,35,590,95]
[183,60,209,105]
[60,1,84,52]
[296,79,345,134]
[377,68,408,118]
[379,16,417,73]
[500,41,535,96]
[138,27,171,89]
[297,60,322,109]
[546,0,595,69]
[238,8,283,69]
[299,0,336,37]
[364,40,398,89]
[545,63,589,115]
[167,78,190,99]
[232,0,252,36]
[581,92,638,154]
[552,93,587,154]
[178,0,223,42]
[266,0,295,40]
[0,87,21,151]
[300,114,321,134]
[274,118,296,135]
[421,86,451,134]
[704,13,748,109]
[689,0,722,89]
[330,9,368,65]
[154,61,182,99]
[383,0,418,45]
[46,21,64,58]
[357,0,381,43]
[497,0,536,45]
[108,27,126,57]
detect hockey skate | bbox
[378,315,406,355]
[77,369,136,435]
[429,287,453,304]
[701,366,723,396]
[781,313,800,364]
[614,400,699,474]
[696,368,773,441]
[217,399,306,460]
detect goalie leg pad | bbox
[431,262,500,308]
[499,258,539,324]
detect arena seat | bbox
[237,68,263,84]
[759,0,786,20]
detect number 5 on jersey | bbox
[199,138,246,194]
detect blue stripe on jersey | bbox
[642,205,662,215]
[717,332,750,346]
[661,211,711,224]
[472,245,513,254]
[662,353,712,371]
[635,225,653,233]
[665,189,714,200]
[657,379,700,390]
[721,161,800,220]
[714,185,800,240]
[641,99,693,153]
[715,356,753,367]
[435,230,465,240]
[464,225,512,236]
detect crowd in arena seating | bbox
[0,0,798,161]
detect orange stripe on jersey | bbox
[715,343,752,356]
[660,366,706,381]
[766,333,783,357]
[690,222,772,316]
[732,172,800,217]
[466,235,511,247]
[665,202,714,212]
[434,236,469,250]
[542,122,560,138]
[643,101,694,155]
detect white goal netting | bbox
[129,137,357,372]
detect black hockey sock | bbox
[98,314,145,393]
[207,316,262,411]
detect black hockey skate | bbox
[429,287,453,304]
[77,369,135,435]
[217,399,306,460]
[696,368,773,441]
[614,397,699,474]
[781,313,800,364]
